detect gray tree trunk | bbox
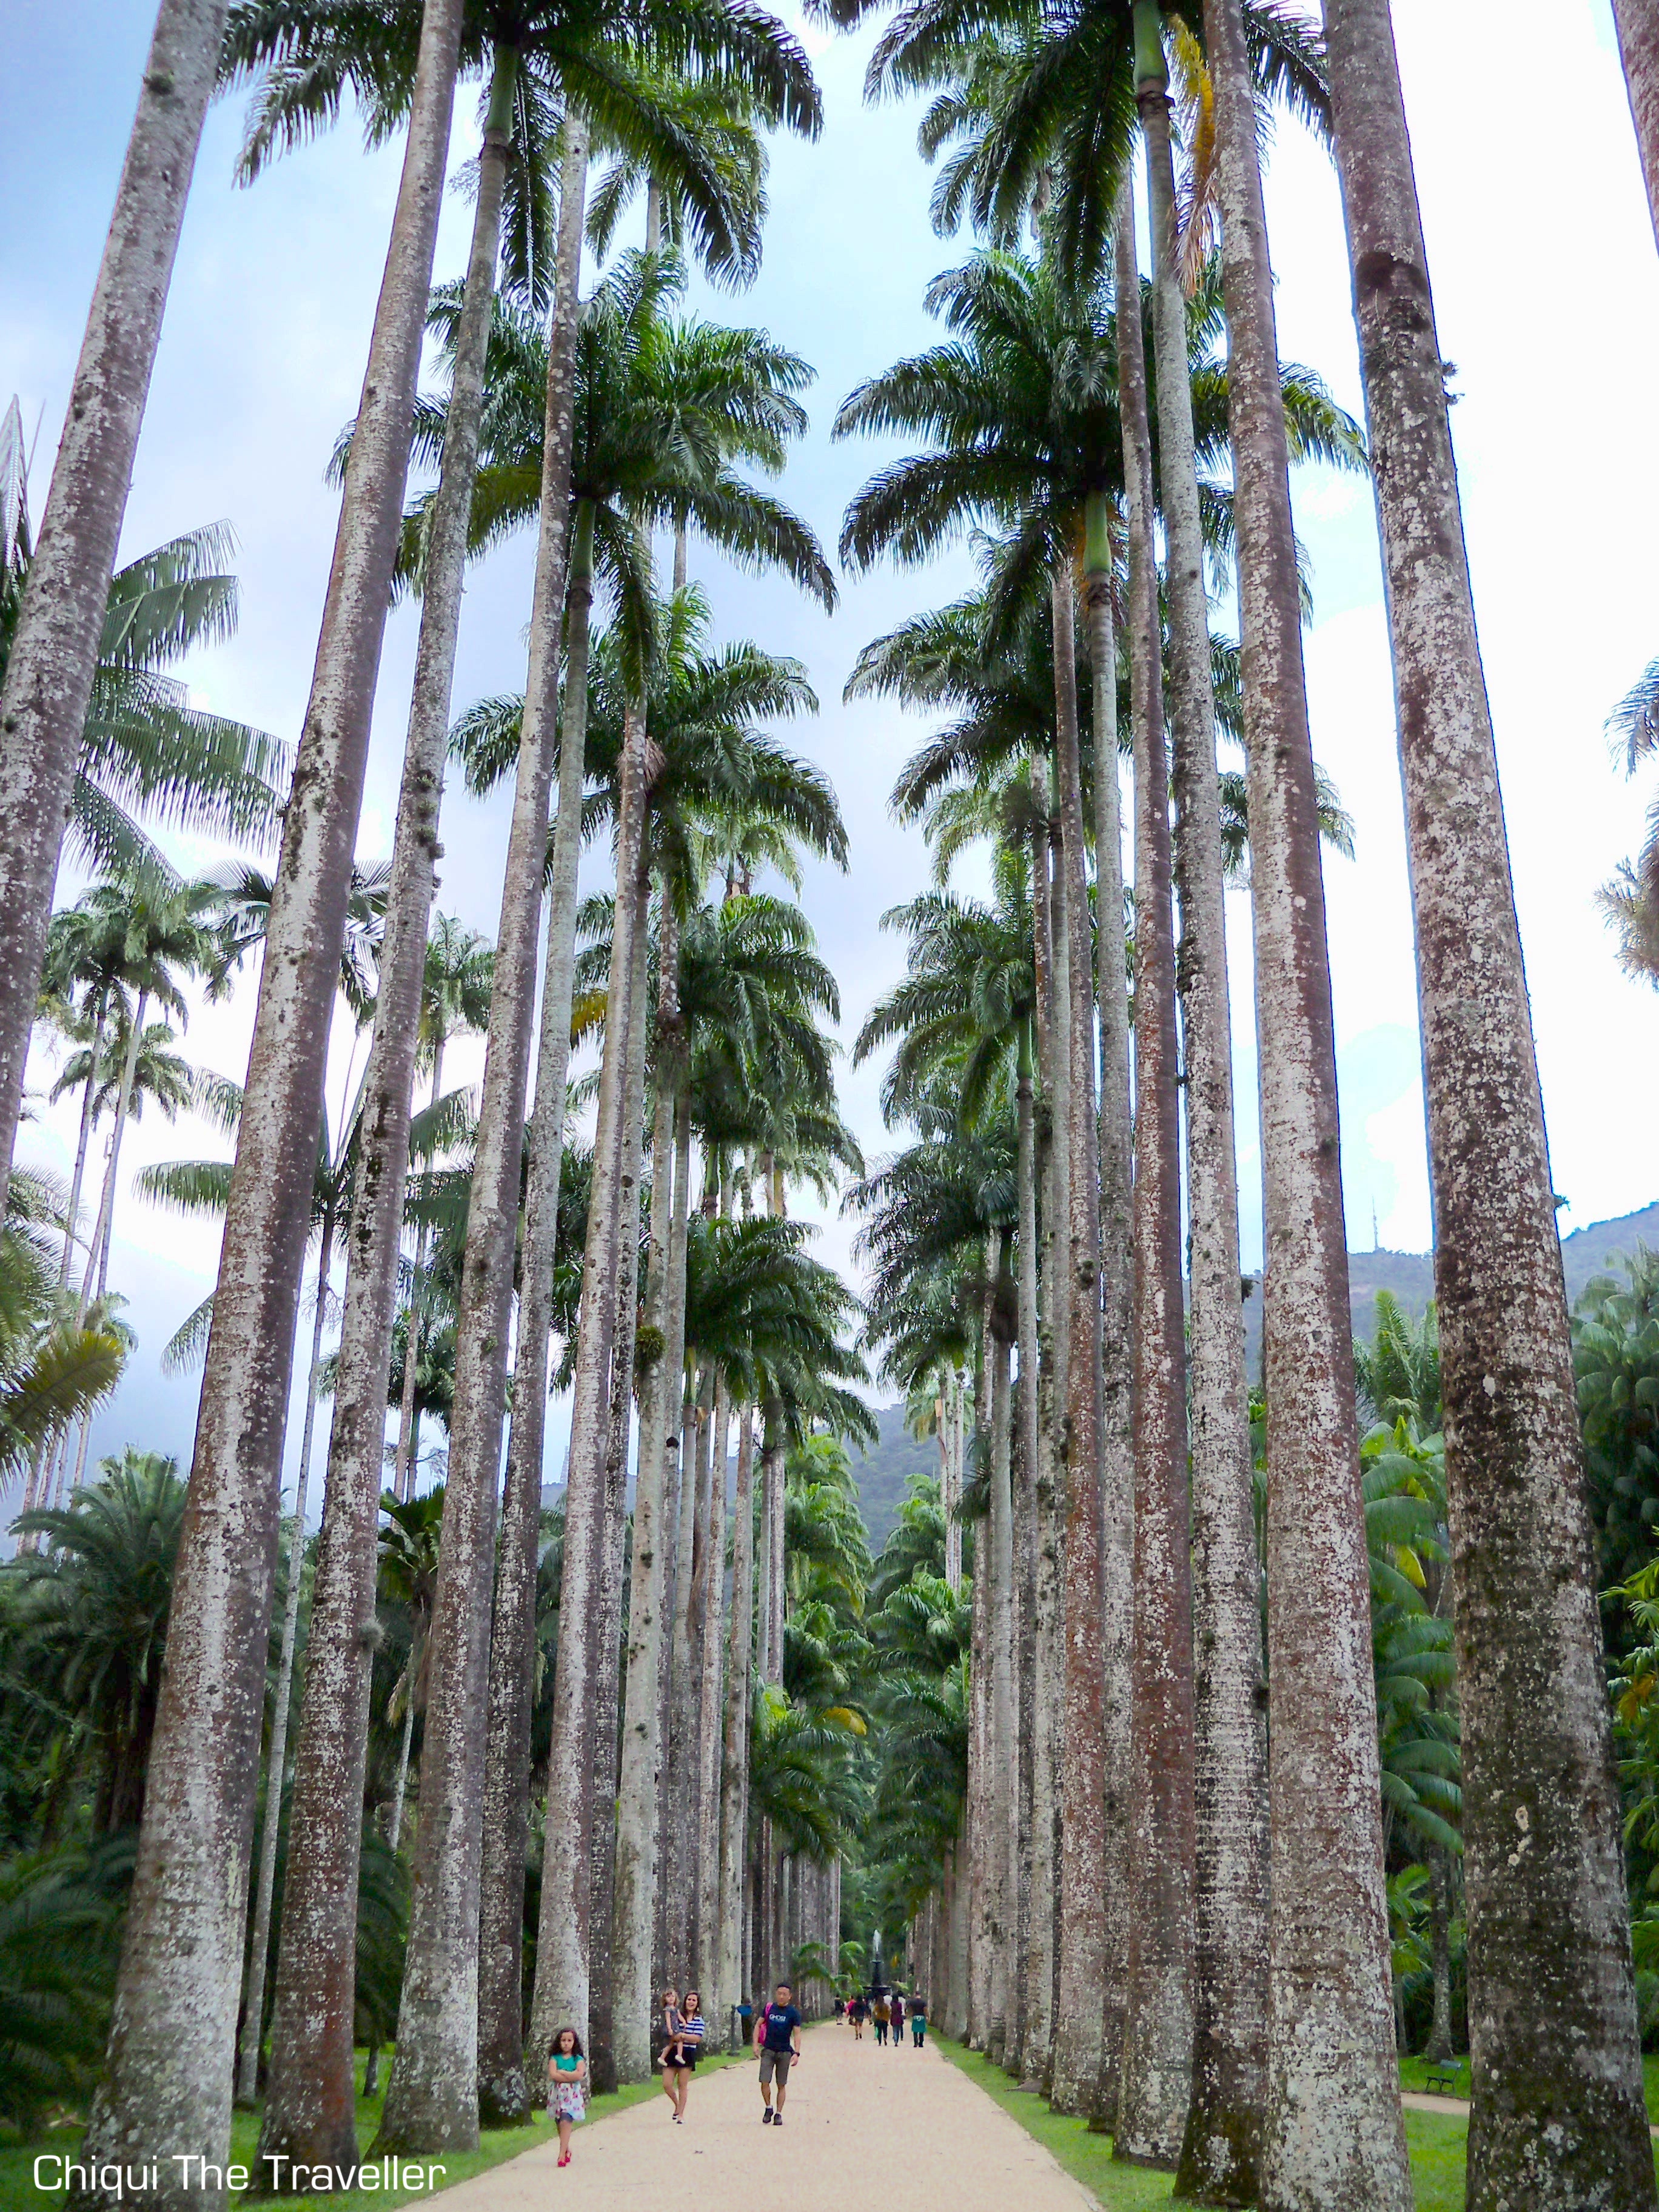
[1193,4,1412,2203]
[613,907,682,2084]
[1085,446,1136,2131]
[717,1409,757,2019]
[0,0,227,1227]
[1112,144,1195,2167]
[372,109,588,2160]
[83,986,147,1308]
[589,864,651,2091]
[985,1268,1017,2071]
[694,1381,729,1997]
[78,11,464,2198]
[1138,45,1269,2197]
[1615,0,1659,253]
[1323,5,1654,2204]
[61,989,109,1284]
[256,62,512,2168]
[1049,571,1111,2125]
[474,505,599,2122]
[235,1244,330,2109]
[1014,1028,1054,2088]
[965,1269,996,2053]
[664,1358,710,1978]
[526,696,648,2060]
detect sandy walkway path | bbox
[432,2026,1094,2212]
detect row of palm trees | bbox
[820,4,1658,2210]
[7,0,883,2193]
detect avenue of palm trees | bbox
[4,3,1659,2211]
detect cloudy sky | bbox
[4,0,1657,1495]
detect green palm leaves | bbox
[0,400,287,880]
[409,253,834,635]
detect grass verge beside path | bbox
[1,2049,742,2212]
[935,2036,1469,2212]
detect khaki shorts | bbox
[758,2047,793,2086]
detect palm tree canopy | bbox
[1,407,287,877]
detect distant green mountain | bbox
[1240,1196,1659,1374]
[852,1403,939,1557]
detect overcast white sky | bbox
[4,0,1657,1497]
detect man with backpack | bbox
[755,1981,803,2126]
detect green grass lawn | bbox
[936,2039,1659,2212]
[936,2037,1468,2211]
[0,2047,740,2211]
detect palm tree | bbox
[76,2,472,2169]
[6,1452,188,1835]
[475,293,832,2108]
[0,1175,126,1512]
[65,1011,198,1313]
[390,919,494,1502]
[1321,4,1654,2202]
[0,1843,127,2133]
[0,0,238,1232]
[0,412,287,886]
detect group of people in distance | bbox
[839,1986,927,2048]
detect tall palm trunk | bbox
[474,498,599,2121]
[235,1228,332,2111]
[62,986,111,1283]
[1322,5,1654,2204]
[650,1124,694,1998]
[1136,24,1266,2190]
[83,987,147,1305]
[393,1027,447,1504]
[942,1369,964,1592]
[79,11,464,2194]
[1198,5,1411,2204]
[0,0,227,1226]
[985,1248,1017,2071]
[613,905,682,2083]
[664,1356,710,1977]
[370,113,588,2162]
[256,58,515,2170]
[1112,145,1194,2167]
[526,699,649,2061]
[392,1031,446,1506]
[1615,0,1659,252]
[717,1409,757,2017]
[965,1264,997,2051]
[1014,1017,1055,2087]
[589,866,651,2091]
[1083,465,1136,2128]
[677,1356,718,1980]
[1049,568,1110,2123]
[694,1381,729,1994]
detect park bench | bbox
[1423,2059,1466,2097]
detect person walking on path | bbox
[658,1989,682,2114]
[756,1980,803,2125]
[889,1992,905,2050]
[548,2028,589,2166]
[661,1989,705,2123]
[873,1993,890,2046]
[908,1992,927,2047]
[849,1992,868,2040]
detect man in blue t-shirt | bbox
[755,1982,803,2126]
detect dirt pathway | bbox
[434,2026,1095,2212]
